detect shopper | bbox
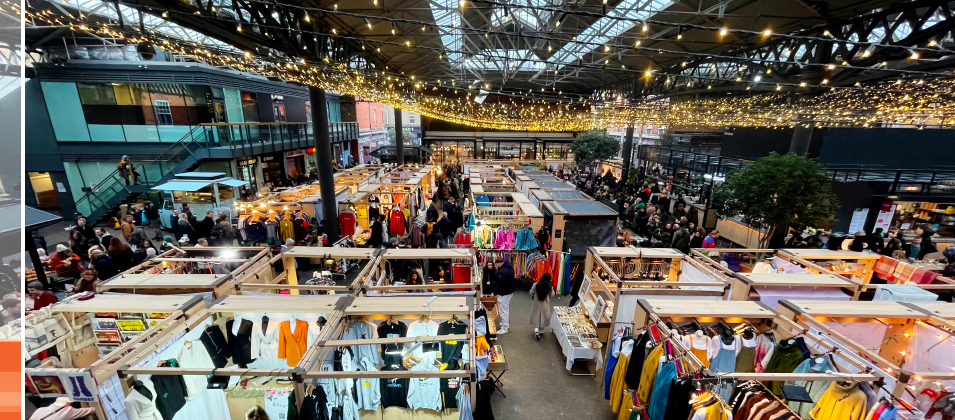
[213,215,236,246]
[670,223,691,254]
[689,226,706,249]
[481,261,497,294]
[69,229,90,262]
[494,260,516,334]
[178,213,197,242]
[529,273,555,340]
[128,225,146,250]
[89,248,119,281]
[200,211,216,240]
[27,281,58,311]
[702,230,719,248]
[1,297,19,326]
[917,224,938,259]
[117,155,136,185]
[75,217,95,242]
[50,244,83,278]
[107,236,135,271]
[121,215,135,241]
[74,269,101,294]
[368,215,383,248]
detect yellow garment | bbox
[475,335,490,356]
[402,208,411,223]
[279,219,295,242]
[618,393,634,420]
[278,319,308,366]
[809,382,868,420]
[609,352,631,413]
[636,343,665,404]
[694,402,732,420]
[690,347,709,368]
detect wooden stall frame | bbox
[364,248,480,295]
[247,247,382,295]
[775,299,955,397]
[97,273,236,298]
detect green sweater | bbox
[764,338,807,395]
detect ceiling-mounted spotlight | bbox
[555,14,564,28]
[642,21,648,32]
[365,19,372,29]
[677,27,683,40]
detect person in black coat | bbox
[368,216,383,248]
[89,249,119,281]
[199,211,216,240]
[437,214,453,247]
[481,261,497,294]
[494,261,516,334]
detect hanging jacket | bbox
[300,387,330,420]
[514,228,539,251]
[279,319,309,366]
[494,228,516,250]
[199,324,231,368]
[389,210,406,236]
[280,219,295,242]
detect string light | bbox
[19,2,955,132]
[719,27,728,37]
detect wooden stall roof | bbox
[907,302,955,319]
[641,299,776,318]
[209,294,343,313]
[736,273,857,287]
[633,247,685,259]
[99,274,228,290]
[344,296,470,316]
[283,247,380,259]
[781,300,930,318]
[517,201,543,217]
[51,295,204,313]
[380,248,474,259]
[781,249,881,260]
[592,246,641,258]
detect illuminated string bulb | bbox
[910,51,920,60]
[762,28,771,37]
[642,21,648,32]
[719,27,728,37]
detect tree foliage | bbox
[710,152,839,246]
[387,127,416,145]
[570,130,620,170]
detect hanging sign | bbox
[61,371,98,402]
[286,149,306,158]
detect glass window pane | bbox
[77,83,116,105]
[113,84,134,105]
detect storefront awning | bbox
[152,181,213,192]
[218,179,249,187]
[25,205,59,231]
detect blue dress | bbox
[604,335,622,400]
[647,362,677,420]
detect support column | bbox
[309,87,339,244]
[621,126,634,181]
[394,107,404,165]
[27,233,49,288]
[790,122,814,156]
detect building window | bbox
[372,110,377,128]
[409,114,416,124]
[153,100,173,125]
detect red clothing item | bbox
[48,252,81,275]
[389,209,406,236]
[33,291,58,310]
[339,212,356,236]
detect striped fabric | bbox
[893,263,917,284]
[910,268,940,285]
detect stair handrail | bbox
[73,124,210,218]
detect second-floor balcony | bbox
[200,121,359,158]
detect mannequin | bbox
[29,397,96,420]
[124,379,163,420]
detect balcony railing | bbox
[200,121,359,149]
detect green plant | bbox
[387,127,415,145]
[710,152,839,247]
[570,130,620,172]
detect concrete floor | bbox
[491,285,614,419]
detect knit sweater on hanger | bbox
[809,381,867,420]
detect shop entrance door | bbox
[28,172,58,207]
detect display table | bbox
[552,306,602,374]
[487,345,507,397]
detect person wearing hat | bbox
[117,155,136,185]
[26,281,58,311]
[49,244,83,278]
[89,248,118,281]
[160,235,177,253]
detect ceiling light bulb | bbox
[642,22,648,32]
[604,59,609,65]
[332,28,337,34]
[910,51,920,59]
[719,27,728,37]
[929,39,937,47]
[862,50,871,58]
[548,44,552,52]
[762,29,771,37]
[754,75,762,82]
[776,85,781,90]
[373,0,378,5]
[821,78,828,84]
[422,25,427,32]
[677,33,683,40]
[635,40,641,47]
[822,30,830,36]
[604,45,610,52]
[459,0,466,6]
[333,4,338,10]
[305,14,310,22]
[405,41,411,46]
[827,64,836,70]
[236,25,242,32]
[799,82,806,87]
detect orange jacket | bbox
[278,319,308,366]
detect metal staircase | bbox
[75,125,211,224]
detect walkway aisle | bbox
[491,286,616,419]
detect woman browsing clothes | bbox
[529,273,556,340]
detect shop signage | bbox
[307,147,316,154]
[286,149,306,157]
[239,158,258,166]
[261,155,276,162]
[499,149,520,156]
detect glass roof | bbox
[463,49,546,72]
[551,0,673,67]
[71,0,232,49]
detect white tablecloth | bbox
[552,312,602,371]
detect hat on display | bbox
[56,244,68,253]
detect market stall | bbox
[621,299,889,420]
[468,175,518,194]
[338,179,426,236]
[528,188,591,210]
[25,295,205,420]
[155,172,248,229]
[519,179,575,198]
[124,247,271,277]
[241,246,379,295]
[364,248,479,295]
[470,191,544,235]
[540,200,619,256]
[296,295,482,420]
[778,249,882,298]
[115,294,343,420]
[776,299,955,399]
[584,247,729,342]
